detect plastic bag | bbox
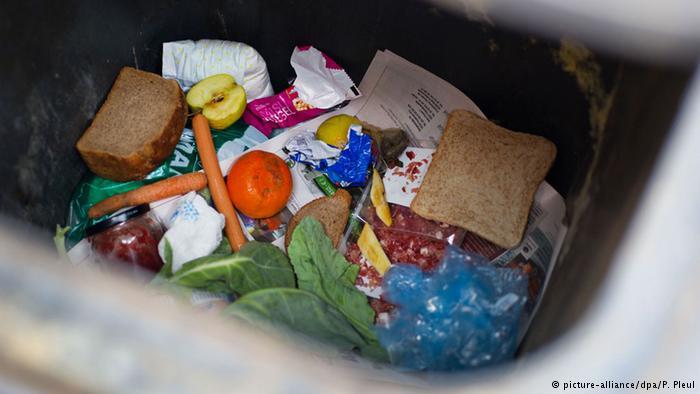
[376,246,528,371]
[324,125,373,187]
[285,131,341,170]
[64,121,266,249]
[162,39,274,101]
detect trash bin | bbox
[2,0,698,391]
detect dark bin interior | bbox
[0,0,694,359]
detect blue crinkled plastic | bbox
[376,246,528,371]
[324,125,373,187]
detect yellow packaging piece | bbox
[370,169,392,226]
[358,223,392,276]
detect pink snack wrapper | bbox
[243,86,327,135]
[243,46,360,136]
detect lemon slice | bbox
[370,169,392,226]
[357,223,392,276]
[316,114,361,147]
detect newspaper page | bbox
[345,50,484,147]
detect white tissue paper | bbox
[290,46,359,108]
[157,192,225,273]
[162,39,274,101]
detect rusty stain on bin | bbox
[552,38,619,259]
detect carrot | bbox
[192,114,247,251]
[88,172,207,219]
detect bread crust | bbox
[76,67,187,181]
[284,189,352,248]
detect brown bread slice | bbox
[76,67,187,181]
[285,189,352,249]
[410,110,556,248]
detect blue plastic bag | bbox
[376,246,528,371]
[325,125,373,187]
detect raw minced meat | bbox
[373,228,446,271]
[345,204,459,296]
[345,243,383,290]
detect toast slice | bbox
[285,189,352,248]
[76,67,187,181]
[411,110,556,248]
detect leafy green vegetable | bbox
[211,237,232,256]
[53,225,70,261]
[238,241,293,284]
[160,240,175,277]
[149,240,193,301]
[170,241,295,295]
[198,186,212,205]
[224,288,365,350]
[286,217,380,348]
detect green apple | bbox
[186,74,247,130]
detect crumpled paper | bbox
[157,191,225,272]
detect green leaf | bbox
[163,240,174,270]
[224,288,366,350]
[286,217,378,347]
[170,241,295,295]
[150,280,194,303]
[147,240,196,301]
[151,239,174,285]
[211,237,232,255]
[53,225,70,261]
[237,241,296,286]
[198,186,212,205]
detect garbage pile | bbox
[58,39,568,370]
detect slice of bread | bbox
[411,110,556,248]
[76,67,187,181]
[285,189,352,248]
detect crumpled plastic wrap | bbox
[285,131,342,170]
[376,246,528,371]
[325,125,373,187]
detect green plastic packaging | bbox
[64,120,266,249]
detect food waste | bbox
[59,42,558,371]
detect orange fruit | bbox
[227,151,293,219]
